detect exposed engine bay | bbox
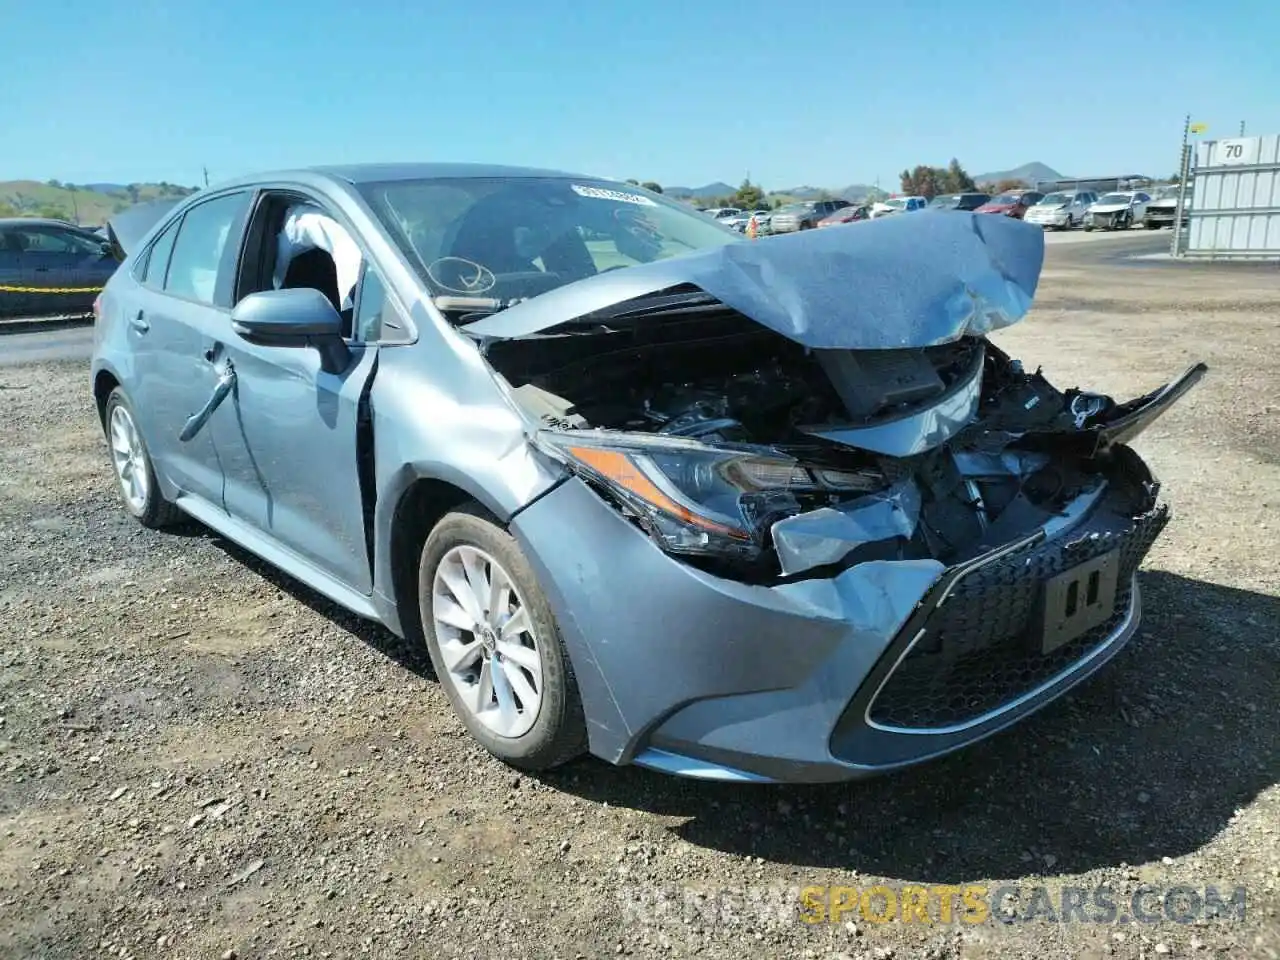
[480,297,1205,583]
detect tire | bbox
[418,504,587,771]
[103,387,182,529]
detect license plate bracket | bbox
[1035,550,1120,655]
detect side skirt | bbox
[175,493,383,622]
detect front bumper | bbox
[1026,209,1069,226]
[510,464,1167,784]
[1087,210,1128,228]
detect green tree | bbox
[730,178,765,210]
[0,200,19,217]
[900,165,944,199]
[943,158,976,192]
[640,181,663,194]
[46,178,62,189]
[900,159,978,199]
[36,204,70,219]
[625,179,640,185]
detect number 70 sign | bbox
[1216,138,1259,165]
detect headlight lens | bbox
[536,431,884,560]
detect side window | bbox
[140,217,182,288]
[165,192,252,306]
[351,266,402,342]
[22,227,102,255]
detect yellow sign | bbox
[1190,122,1208,134]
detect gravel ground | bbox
[1,254,1277,960]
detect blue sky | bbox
[4,0,1277,191]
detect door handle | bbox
[128,311,149,334]
[179,362,236,442]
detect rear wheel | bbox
[104,387,182,528]
[419,505,587,771]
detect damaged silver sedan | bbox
[90,164,1206,783]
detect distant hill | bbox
[775,185,827,200]
[664,182,736,200]
[972,162,1064,186]
[838,184,878,200]
[0,180,199,226]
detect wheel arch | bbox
[93,366,122,429]
[385,473,506,645]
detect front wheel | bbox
[103,387,182,528]
[419,505,587,771]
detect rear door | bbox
[126,191,256,506]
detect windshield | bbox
[991,193,1021,205]
[883,198,906,210]
[1039,193,1071,205]
[776,203,812,214]
[357,177,741,304]
[1098,193,1131,205]
[1156,185,1183,199]
[929,195,960,208]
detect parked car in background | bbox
[975,190,1045,219]
[870,196,928,218]
[0,217,122,319]
[1142,185,1190,229]
[769,199,851,232]
[1084,191,1151,231]
[91,162,1205,784]
[701,207,742,222]
[724,208,773,233]
[1024,190,1097,230]
[928,193,991,211]
[817,204,871,227]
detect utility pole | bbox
[202,166,210,187]
[1239,120,1246,136]
[1172,114,1192,259]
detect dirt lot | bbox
[1,251,1277,960]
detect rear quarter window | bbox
[138,217,182,288]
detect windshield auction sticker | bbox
[571,184,657,206]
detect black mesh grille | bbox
[866,504,1168,731]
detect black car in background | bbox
[0,218,122,319]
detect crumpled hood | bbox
[462,210,1045,350]
[1090,203,1133,214]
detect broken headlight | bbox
[536,430,883,560]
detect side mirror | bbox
[231,287,350,373]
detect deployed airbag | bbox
[274,205,364,310]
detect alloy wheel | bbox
[109,403,149,513]
[431,545,544,738]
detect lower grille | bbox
[865,504,1168,732]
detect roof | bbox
[306,162,595,184]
